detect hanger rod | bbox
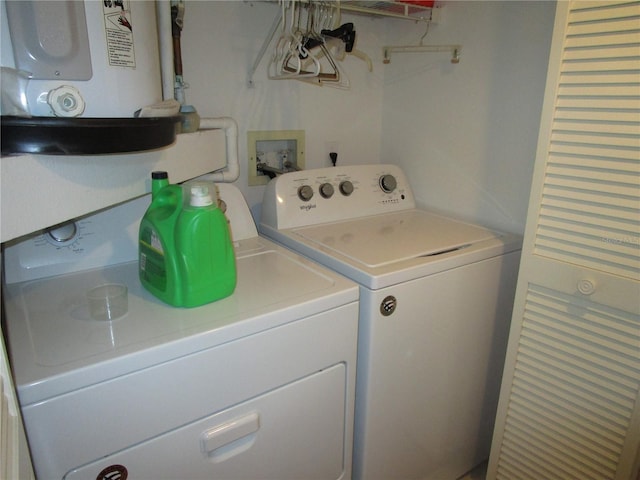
[382,44,461,64]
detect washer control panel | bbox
[260,164,416,230]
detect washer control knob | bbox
[297,185,314,202]
[319,182,334,199]
[379,174,397,193]
[47,221,77,243]
[339,180,354,196]
[577,278,596,296]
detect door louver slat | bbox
[564,31,640,48]
[563,46,639,60]
[554,109,639,122]
[560,75,640,88]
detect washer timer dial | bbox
[379,174,397,193]
[47,221,78,244]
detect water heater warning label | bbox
[102,0,136,68]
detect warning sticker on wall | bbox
[102,0,136,68]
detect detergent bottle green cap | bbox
[139,173,237,307]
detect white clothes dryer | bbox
[2,183,358,480]
[260,164,522,480]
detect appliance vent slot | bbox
[495,284,640,480]
[532,0,640,281]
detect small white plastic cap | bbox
[190,185,214,207]
[47,85,85,117]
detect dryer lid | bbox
[292,210,499,268]
[3,237,357,405]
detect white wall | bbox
[180,1,387,219]
[179,1,555,231]
[381,1,556,233]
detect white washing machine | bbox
[2,183,358,480]
[260,164,522,480]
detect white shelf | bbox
[0,129,228,243]
[340,1,432,21]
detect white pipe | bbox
[198,117,240,183]
[157,3,237,182]
[156,0,175,100]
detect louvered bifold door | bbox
[487,2,640,480]
[0,327,34,479]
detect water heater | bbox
[2,0,162,117]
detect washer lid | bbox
[293,210,499,268]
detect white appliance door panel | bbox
[22,302,358,479]
[353,252,520,480]
[65,364,347,480]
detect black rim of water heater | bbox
[0,115,181,155]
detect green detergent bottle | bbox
[139,171,237,307]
